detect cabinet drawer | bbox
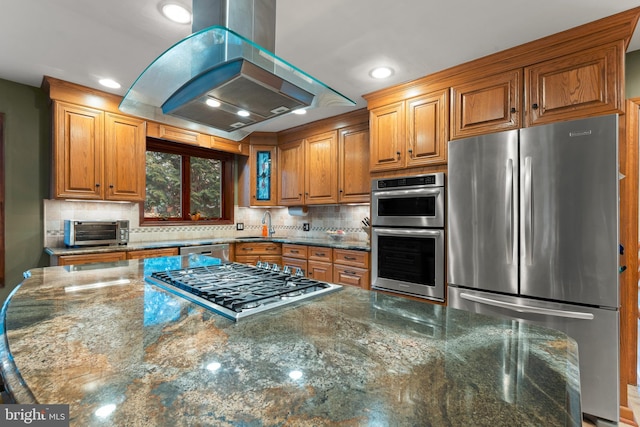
[56,251,126,266]
[333,265,370,289]
[126,247,179,259]
[282,244,308,259]
[333,249,369,268]
[235,242,282,255]
[307,246,333,262]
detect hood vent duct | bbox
[119,0,355,141]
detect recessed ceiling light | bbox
[292,109,307,115]
[237,110,250,117]
[161,3,192,24]
[370,67,394,79]
[98,78,121,89]
[205,98,221,108]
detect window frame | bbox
[140,138,234,226]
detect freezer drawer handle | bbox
[459,292,595,320]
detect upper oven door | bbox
[371,186,445,228]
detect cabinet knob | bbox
[109,184,114,188]
[510,107,516,113]
[532,103,539,110]
[95,183,100,187]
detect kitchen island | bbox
[0,255,581,426]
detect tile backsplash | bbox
[44,200,371,248]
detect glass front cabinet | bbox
[250,145,277,206]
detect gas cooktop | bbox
[146,262,342,320]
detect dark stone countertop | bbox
[45,236,370,256]
[0,255,581,426]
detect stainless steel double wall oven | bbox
[371,173,445,301]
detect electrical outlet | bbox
[236,222,244,231]
[303,223,310,232]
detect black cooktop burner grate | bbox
[146,262,342,320]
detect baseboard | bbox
[621,405,638,427]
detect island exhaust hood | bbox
[119,0,355,141]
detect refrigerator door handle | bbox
[505,159,514,265]
[523,156,533,265]
[459,292,595,320]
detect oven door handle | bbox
[373,228,443,238]
[373,187,442,198]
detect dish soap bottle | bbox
[261,224,268,237]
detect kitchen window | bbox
[141,139,234,225]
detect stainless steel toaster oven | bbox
[64,220,129,247]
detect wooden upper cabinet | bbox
[406,89,449,167]
[277,139,305,205]
[53,101,146,201]
[369,101,405,171]
[525,41,623,127]
[54,102,104,199]
[304,130,338,205]
[370,90,448,171]
[104,113,146,201]
[338,123,370,203]
[450,69,522,139]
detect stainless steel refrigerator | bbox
[447,114,619,424]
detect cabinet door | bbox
[338,123,370,203]
[282,257,307,276]
[525,41,623,127]
[305,130,338,204]
[250,145,277,206]
[307,260,333,282]
[53,102,104,199]
[406,89,449,166]
[450,69,522,140]
[369,102,405,171]
[104,113,146,201]
[277,139,305,205]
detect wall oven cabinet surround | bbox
[369,89,449,172]
[371,173,446,301]
[53,101,146,201]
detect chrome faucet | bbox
[261,210,275,238]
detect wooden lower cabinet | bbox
[333,249,370,289]
[235,242,282,266]
[55,251,126,266]
[307,260,333,282]
[126,248,179,260]
[333,265,370,289]
[282,244,308,275]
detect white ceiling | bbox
[2,0,640,133]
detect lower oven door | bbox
[371,227,444,302]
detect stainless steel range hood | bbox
[119,0,355,141]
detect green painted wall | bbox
[626,49,640,99]
[0,78,49,304]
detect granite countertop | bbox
[45,236,370,256]
[0,255,581,426]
